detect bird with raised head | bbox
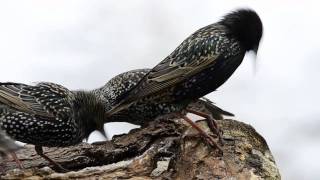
[0,82,108,171]
[105,9,263,150]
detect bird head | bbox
[91,97,109,139]
[96,121,108,140]
[220,8,263,54]
[73,91,109,139]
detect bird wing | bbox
[0,82,72,118]
[108,34,223,115]
[97,69,151,105]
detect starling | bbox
[0,82,108,171]
[106,9,263,150]
[95,69,234,148]
[94,69,155,125]
[95,68,233,125]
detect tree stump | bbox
[0,116,281,179]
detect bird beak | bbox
[253,45,259,54]
[252,46,259,75]
[98,125,109,140]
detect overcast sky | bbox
[0,1,319,179]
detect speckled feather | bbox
[116,28,241,104]
[93,69,160,125]
[94,69,150,109]
[0,82,107,147]
[95,69,233,126]
[107,9,263,116]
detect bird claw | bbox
[10,152,24,169]
[52,164,69,173]
[208,126,224,145]
[179,115,223,154]
[182,133,223,154]
[204,133,223,153]
[186,108,225,146]
[41,156,69,173]
[35,146,69,173]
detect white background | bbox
[0,1,319,179]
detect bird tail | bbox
[202,98,234,116]
[189,97,234,120]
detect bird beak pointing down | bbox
[253,45,259,55]
[252,46,259,74]
[98,125,109,140]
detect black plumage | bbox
[0,82,108,171]
[95,69,234,150]
[106,9,263,149]
[95,69,233,126]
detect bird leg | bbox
[178,113,223,153]
[34,146,68,172]
[186,108,224,144]
[0,152,23,170]
[10,152,24,169]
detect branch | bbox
[1,115,281,179]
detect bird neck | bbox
[72,91,107,138]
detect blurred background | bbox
[0,1,319,179]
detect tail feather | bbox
[189,97,234,120]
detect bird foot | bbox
[179,114,223,154]
[40,155,69,173]
[198,118,225,145]
[51,163,69,173]
[35,146,69,173]
[183,131,223,154]
[10,152,24,169]
[186,108,224,145]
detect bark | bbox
[0,116,281,179]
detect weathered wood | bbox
[0,116,280,179]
